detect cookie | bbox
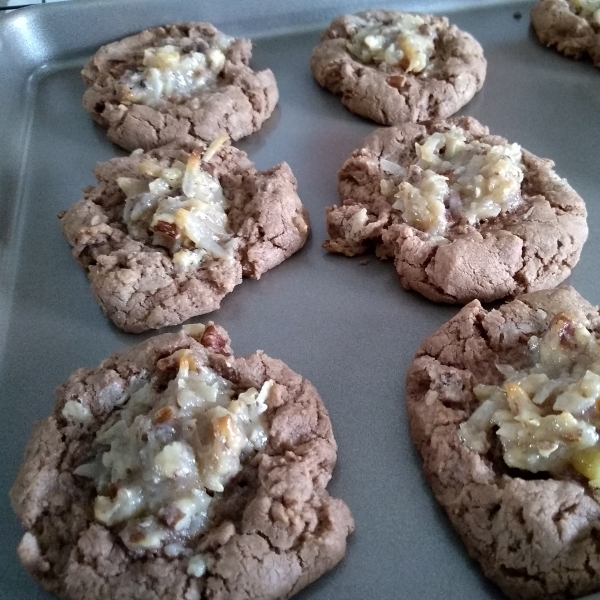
[82,23,279,151]
[310,10,486,125]
[532,0,600,68]
[59,137,309,332]
[324,116,588,304]
[10,323,354,600]
[406,286,600,600]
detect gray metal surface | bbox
[1,0,600,598]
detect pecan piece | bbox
[156,354,180,373]
[159,505,185,529]
[200,324,229,353]
[156,350,198,373]
[127,529,146,544]
[154,405,175,424]
[554,313,577,350]
[108,482,119,499]
[387,75,407,89]
[152,220,179,238]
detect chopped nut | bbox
[555,314,577,350]
[200,324,228,353]
[154,406,175,424]
[128,529,146,544]
[159,505,185,528]
[156,354,180,372]
[214,414,234,440]
[387,75,406,89]
[108,482,119,499]
[152,220,179,238]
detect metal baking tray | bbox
[2,0,600,598]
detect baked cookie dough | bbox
[407,286,600,600]
[532,0,600,67]
[82,23,279,151]
[59,137,309,332]
[324,116,588,304]
[10,323,354,600]
[310,10,486,125]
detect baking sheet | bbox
[2,0,600,598]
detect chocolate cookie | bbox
[10,323,354,600]
[406,286,600,599]
[310,10,486,125]
[324,116,588,304]
[82,23,279,151]
[532,0,600,67]
[59,137,309,332]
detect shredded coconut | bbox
[118,149,235,267]
[570,0,600,25]
[75,349,273,553]
[387,126,524,236]
[120,35,233,105]
[342,208,369,241]
[380,158,407,177]
[62,400,93,425]
[459,312,600,485]
[346,14,436,73]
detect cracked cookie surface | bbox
[406,287,600,600]
[59,139,309,332]
[310,10,486,125]
[82,23,279,151]
[532,0,600,67]
[10,324,354,600]
[324,116,588,304]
